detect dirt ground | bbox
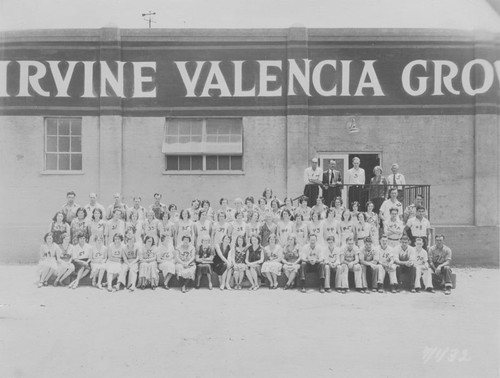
[0,266,498,378]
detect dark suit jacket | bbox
[322,169,342,207]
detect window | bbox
[45,117,82,171]
[163,118,243,171]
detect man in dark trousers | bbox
[303,158,323,208]
[322,160,342,208]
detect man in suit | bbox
[322,160,342,208]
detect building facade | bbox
[0,27,498,265]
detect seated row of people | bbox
[37,229,453,295]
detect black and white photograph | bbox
[0,0,499,377]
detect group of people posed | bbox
[36,183,453,295]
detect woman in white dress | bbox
[89,235,107,289]
[281,235,301,289]
[138,236,159,290]
[156,234,176,289]
[37,232,59,287]
[53,233,74,286]
[261,234,283,289]
[105,233,125,292]
[175,235,197,293]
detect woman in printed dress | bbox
[70,207,89,245]
[282,235,301,289]
[89,234,107,289]
[53,233,74,286]
[143,210,161,246]
[175,235,197,293]
[261,234,283,289]
[68,233,92,289]
[118,232,140,291]
[332,197,345,222]
[138,236,159,290]
[105,233,125,292]
[308,211,325,247]
[88,208,106,246]
[126,210,144,245]
[49,212,70,245]
[245,235,264,291]
[195,235,214,289]
[323,209,340,246]
[194,210,212,249]
[231,235,247,290]
[176,209,194,248]
[292,214,309,247]
[37,232,59,287]
[337,210,355,247]
[213,234,233,290]
[211,211,230,247]
[355,212,373,250]
[259,212,277,248]
[365,201,380,246]
[156,234,176,289]
[277,209,294,248]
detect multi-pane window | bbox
[45,117,82,171]
[163,118,243,171]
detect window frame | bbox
[163,117,244,175]
[42,117,83,174]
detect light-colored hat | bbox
[311,158,318,163]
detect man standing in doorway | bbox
[303,158,323,208]
[387,163,406,202]
[346,157,366,211]
[322,160,342,209]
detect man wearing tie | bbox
[387,163,406,202]
[322,160,342,208]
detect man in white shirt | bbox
[345,157,366,211]
[299,234,326,293]
[61,191,80,224]
[414,238,434,293]
[303,158,323,208]
[377,235,398,293]
[404,206,431,250]
[403,194,428,223]
[127,196,147,221]
[386,163,406,202]
[379,188,403,226]
[384,208,405,248]
[84,193,105,221]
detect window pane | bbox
[59,154,70,170]
[179,156,191,170]
[46,119,58,135]
[71,137,81,152]
[71,154,82,170]
[190,122,202,135]
[191,135,202,143]
[231,156,243,170]
[218,135,230,143]
[59,120,70,135]
[59,136,70,152]
[46,136,57,152]
[46,153,57,170]
[166,135,178,144]
[166,156,179,170]
[179,136,190,144]
[167,122,179,135]
[230,135,242,143]
[71,119,82,135]
[206,156,217,170]
[219,156,230,170]
[230,123,242,134]
[191,156,202,170]
[206,123,217,135]
[206,135,217,143]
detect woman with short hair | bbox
[49,211,70,245]
[70,207,89,245]
[281,235,301,289]
[369,166,388,214]
[195,236,215,289]
[53,233,75,286]
[231,235,248,290]
[213,234,233,290]
[105,233,125,292]
[68,233,92,289]
[156,234,176,289]
[245,235,264,290]
[176,209,194,248]
[119,233,140,291]
[138,236,159,290]
[37,232,59,287]
[261,234,283,289]
[88,208,106,246]
[175,236,197,293]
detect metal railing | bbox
[293,184,431,219]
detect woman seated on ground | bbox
[175,236,197,293]
[156,234,176,289]
[195,235,215,289]
[261,234,283,289]
[53,233,74,286]
[118,232,140,291]
[105,233,125,292]
[49,211,70,245]
[281,235,301,289]
[245,235,265,290]
[232,235,248,290]
[89,235,107,289]
[68,233,92,289]
[138,236,159,290]
[37,232,59,288]
[214,234,233,290]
